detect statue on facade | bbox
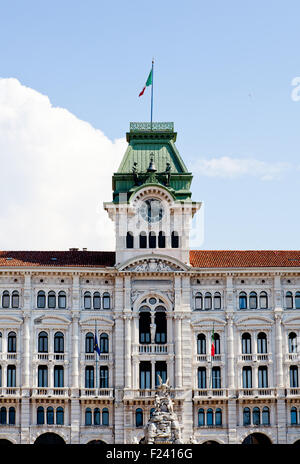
[140,376,183,444]
[165,162,171,186]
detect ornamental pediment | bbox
[117,255,189,273]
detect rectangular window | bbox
[198,367,206,389]
[85,367,94,388]
[139,362,151,389]
[212,367,221,388]
[54,366,64,388]
[242,367,252,388]
[7,365,16,387]
[100,366,109,388]
[258,367,268,388]
[38,366,48,387]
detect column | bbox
[174,315,182,388]
[124,315,132,389]
[71,312,80,391]
[226,314,235,392]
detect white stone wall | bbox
[0,268,299,443]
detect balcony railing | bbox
[238,354,270,362]
[83,353,112,362]
[32,388,70,397]
[0,387,21,397]
[34,353,66,362]
[196,354,223,363]
[286,388,300,397]
[239,388,276,398]
[193,389,227,398]
[81,388,114,398]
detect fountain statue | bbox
[139,376,183,444]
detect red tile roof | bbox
[0,250,300,269]
[0,251,116,268]
[189,250,300,268]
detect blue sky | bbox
[0,0,300,250]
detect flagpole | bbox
[150,58,154,129]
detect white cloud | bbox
[0,78,127,250]
[192,156,291,181]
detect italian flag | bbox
[211,327,215,357]
[139,68,153,97]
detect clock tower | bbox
[104,122,201,268]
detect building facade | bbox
[0,122,300,444]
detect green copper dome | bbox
[112,122,194,203]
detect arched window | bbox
[139,232,147,248]
[85,408,92,426]
[242,333,252,354]
[84,291,91,310]
[2,291,10,308]
[56,407,64,425]
[215,408,222,426]
[100,333,109,353]
[11,291,19,309]
[54,332,64,353]
[37,290,46,309]
[197,367,206,389]
[149,232,156,248]
[171,231,179,248]
[7,365,16,387]
[289,332,297,353]
[257,332,267,354]
[207,408,213,426]
[8,407,15,425]
[126,231,134,248]
[296,292,300,309]
[8,332,16,353]
[38,366,48,387]
[259,291,268,309]
[290,366,299,388]
[38,331,48,353]
[214,292,221,310]
[239,292,247,310]
[253,407,260,425]
[102,408,109,426]
[212,367,221,388]
[85,333,94,353]
[100,366,109,388]
[94,408,100,425]
[58,291,66,309]
[197,334,206,355]
[85,366,94,388]
[214,333,220,355]
[135,408,143,427]
[139,310,151,344]
[158,231,166,248]
[93,292,101,310]
[102,292,111,310]
[54,366,64,388]
[204,292,212,310]
[286,291,293,309]
[249,291,257,309]
[155,310,167,344]
[291,407,298,425]
[0,407,6,425]
[243,407,251,426]
[242,366,252,388]
[48,291,56,309]
[47,406,54,425]
[262,406,270,426]
[195,292,202,310]
[198,408,205,426]
[258,366,268,388]
[37,406,44,425]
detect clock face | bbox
[139,199,164,223]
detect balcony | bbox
[238,354,271,363]
[82,353,112,362]
[0,387,21,397]
[286,388,300,397]
[193,389,228,399]
[132,344,171,355]
[285,353,300,363]
[80,388,114,398]
[239,388,276,398]
[32,387,70,398]
[34,353,66,362]
[196,354,223,363]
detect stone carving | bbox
[150,323,156,343]
[140,376,183,444]
[125,259,180,273]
